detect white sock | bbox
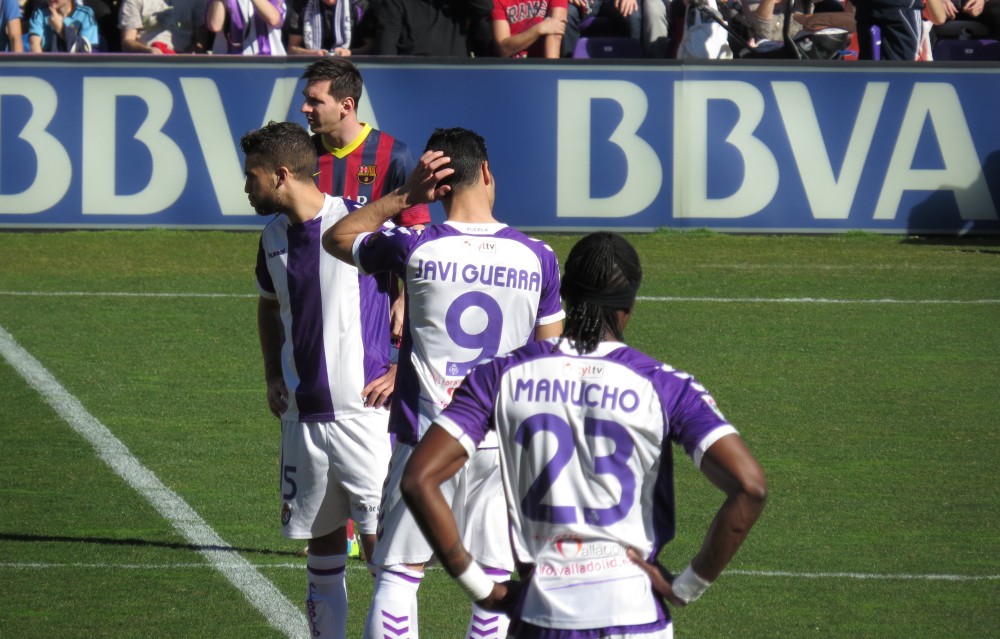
[364,565,423,639]
[465,567,511,639]
[306,553,348,639]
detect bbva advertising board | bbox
[0,57,997,234]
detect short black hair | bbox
[423,127,489,195]
[301,58,363,105]
[239,121,317,182]
[560,232,643,354]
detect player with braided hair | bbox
[401,231,768,639]
[558,231,641,353]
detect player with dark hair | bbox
[301,57,430,229]
[399,232,768,639]
[323,127,565,639]
[243,120,396,639]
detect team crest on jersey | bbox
[356,164,377,185]
[281,503,292,526]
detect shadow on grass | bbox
[0,532,303,557]
[899,236,1000,254]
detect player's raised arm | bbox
[321,150,455,264]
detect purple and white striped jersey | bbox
[256,195,392,422]
[352,221,565,445]
[435,338,738,635]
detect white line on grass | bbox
[0,324,308,639]
[0,290,256,299]
[3,562,997,583]
[3,290,1000,305]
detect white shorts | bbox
[511,624,673,639]
[456,447,514,572]
[372,443,513,571]
[280,411,391,540]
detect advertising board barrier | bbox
[1,56,997,234]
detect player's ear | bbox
[342,96,356,113]
[481,160,492,186]
[275,165,292,188]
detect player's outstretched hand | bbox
[626,548,688,608]
[477,579,522,613]
[266,378,288,419]
[362,364,395,408]
[401,150,454,207]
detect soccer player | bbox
[322,127,565,639]
[244,120,395,639]
[300,56,431,342]
[400,232,768,639]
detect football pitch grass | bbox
[0,229,997,638]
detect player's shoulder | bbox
[602,344,681,380]
[481,339,559,377]
[502,230,560,271]
[369,127,410,152]
[496,226,557,252]
[260,213,288,236]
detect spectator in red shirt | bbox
[492,0,567,57]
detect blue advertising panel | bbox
[0,56,998,234]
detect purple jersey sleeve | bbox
[537,242,563,324]
[355,226,420,277]
[433,353,510,446]
[657,370,734,459]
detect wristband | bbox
[671,564,712,604]
[455,562,495,602]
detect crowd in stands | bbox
[0,0,997,59]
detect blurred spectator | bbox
[82,0,117,49]
[851,0,922,58]
[561,0,643,57]
[28,0,99,50]
[491,0,567,57]
[373,0,492,55]
[119,0,208,53]
[741,0,808,41]
[205,0,285,53]
[1,0,24,50]
[793,0,858,32]
[285,0,366,55]
[934,0,997,36]
[643,0,670,56]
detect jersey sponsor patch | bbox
[563,360,606,379]
[281,502,292,526]
[703,394,726,420]
[356,164,377,185]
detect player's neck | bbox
[444,192,497,224]
[322,119,365,150]
[284,187,327,225]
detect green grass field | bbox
[1,229,997,638]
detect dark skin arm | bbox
[629,433,767,606]
[400,425,516,610]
